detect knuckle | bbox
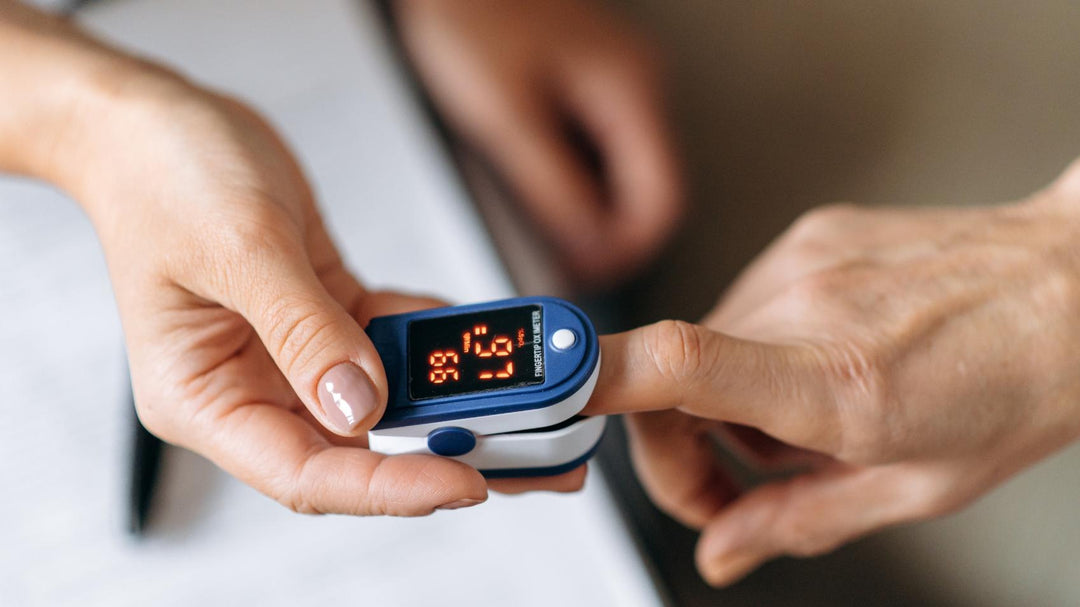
[1031,260,1080,320]
[776,269,852,322]
[809,202,862,225]
[786,203,860,245]
[780,262,885,326]
[276,488,322,516]
[1051,158,1080,199]
[641,320,712,386]
[276,452,325,515]
[785,271,838,308]
[821,342,897,462]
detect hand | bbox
[62,72,505,514]
[393,0,683,284]
[1,4,587,512]
[586,163,1080,584]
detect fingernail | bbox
[317,363,379,434]
[702,552,760,588]
[436,498,484,511]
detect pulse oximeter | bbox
[366,296,604,477]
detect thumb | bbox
[584,320,837,450]
[223,241,387,437]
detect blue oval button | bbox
[427,427,477,457]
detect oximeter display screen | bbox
[408,304,545,400]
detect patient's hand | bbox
[394,0,684,285]
[586,162,1080,585]
[5,1,587,516]
[77,72,500,514]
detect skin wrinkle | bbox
[164,309,254,381]
[282,442,333,515]
[406,456,464,509]
[140,343,276,444]
[190,400,283,475]
[265,306,338,382]
[815,340,891,464]
[171,341,257,421]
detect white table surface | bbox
[0,1,661,605]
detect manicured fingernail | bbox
[436,498,484,511]
[317,363,378,434]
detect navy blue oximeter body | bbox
[366,296,604,477]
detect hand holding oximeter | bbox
[366,297,604,477]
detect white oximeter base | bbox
[366,297,604,477]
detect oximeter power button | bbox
[551,328,577,351]
[426,427,477,457]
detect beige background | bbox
[614,1,1080,605]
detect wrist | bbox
[0,7,105,179]
[45,59,194,204]
[0,6,191,201]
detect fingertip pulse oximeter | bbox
[366,296,604,477]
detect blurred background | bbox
[3,1,1080,605]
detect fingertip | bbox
[487,464,588,495]
[316,362,386,437]
[582,331,663,417]
[579,342,620,417]
[695,545,762,588]
[694,514,769,586]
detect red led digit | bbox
[470,324,517,381]
[428,350,459,384]
[478,360,514,381]
[474,334,513,358]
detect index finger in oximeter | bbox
[366,296,604,477]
